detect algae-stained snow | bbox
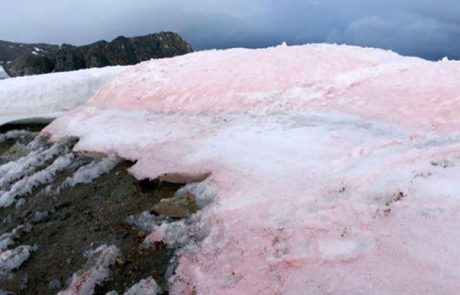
[45,44,460,294]
[0,65,128,126]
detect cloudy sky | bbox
[1,0,459,60]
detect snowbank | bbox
[45,44,460,294]
[0,66,128,126]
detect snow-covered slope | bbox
[45,44,460,294]
[0,66,128,126]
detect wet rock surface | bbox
[0,125,193,294]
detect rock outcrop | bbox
[4,55,55,77]
[1,32,192,77]
[0,40,59,64]
[0,40,58,78]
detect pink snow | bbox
[45,44,460,294]
[83,43,460,132]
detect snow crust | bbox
[0,66,127,126]
[45,44,460,294]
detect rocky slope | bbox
[0,125,198,294]
[0,40,58,64]
[1,32,192,77]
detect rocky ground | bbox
[0,124,199,294]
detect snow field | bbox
[19,43,460,293]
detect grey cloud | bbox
[0,0,459,60]
[328,14,460,59]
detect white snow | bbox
[0,138,75,207]
[0,225,24,252]
[0,245,35,278]
[36,43,460,294]
[0,139,71,188]
[0,130,35,144]
[61,154,120,188]
[58,245,119,295]
[144,216,207,250]
[0,153,74,207]
[126,211,164,232]
[124,277,161,295]
[174,179,217,209]
[0,65,128,126]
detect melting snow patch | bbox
[0,245,35,279]
[0,137,76,207]
[143,216,208,251]
[0,225,25,252]
[61,154,120,188]
[0,152,74,207]
[58,245,119,295]
[173,178,217,209]
[124,277,161,295]
[0,130,35,144]
[0,138,71,187]
[126,211,164,233]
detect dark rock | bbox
[55,32,192,73]
[151,192,198,218]
[80,41,111,68]
[4,54,55,77]
[60,43,75,49]
[54,48,85,72]
[0,32,192,77]
[0,40,59,65]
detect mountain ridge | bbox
[0,32,192,77]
